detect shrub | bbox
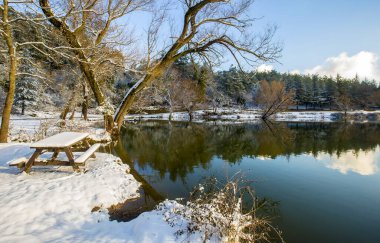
[166,177,284,242]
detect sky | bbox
[250,0,380,80]
[125,0,380,81]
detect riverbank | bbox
[125,109,380,123]
[4,109,380,142]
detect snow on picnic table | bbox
[0,144,199,243]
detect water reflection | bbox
[118,121,380,179]
[113,121,380,243]
[318,147,380,175]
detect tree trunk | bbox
[21,101,25,115]
[113,58,174,130]
[39,0,112,131]
[114,74,159,128]
[60,91,75,120]
[69,107,75,120]
[82,82,88,121]
[0,1,17,143]
[168,106,173,121]
[189,111,193,121]
[113,77,147,128]
[60,106,70,120]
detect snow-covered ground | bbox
[125,109,380,123]
[275,111,336,122]
[0,144,202,243]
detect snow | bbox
[0,144,207,242]
[275,111,335,122]
[30,132,89,148]
[124,109,380,123]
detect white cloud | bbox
[317,148,380,176]
[304,51,380,81]
[256,64,273,72]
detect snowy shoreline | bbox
[3,109,380,142]
[1,109,380,242]
[0,144,200,242]
[125,109,380,123]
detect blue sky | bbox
[125,0,380,80]
[252,0,380,73]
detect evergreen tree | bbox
[14,57,40,115]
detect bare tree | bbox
[255,80,294,120]
[173,78,204,121]
[114,0,281,130]
[153,68,205,120]
[206,79,230,113]
[335,95,351,118]
[37,0,151,131]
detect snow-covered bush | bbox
[166,177,284,243]
[96,100,115,116]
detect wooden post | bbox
[24,149,43,173]
[64,147,79,172]
[51,149,61,162]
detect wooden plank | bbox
[33,160,85,166]
[33,160,71,166]
[75,144,100,163]
[30,132,89,148]
[8,157,27,166]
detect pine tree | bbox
[14,61,40,115]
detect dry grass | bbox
[167,176,284,243]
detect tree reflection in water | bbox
[110,121,380,242]
[116,121,380,181]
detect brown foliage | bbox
[256,80,295,120]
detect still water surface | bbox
[112,121,380,243]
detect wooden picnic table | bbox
[23,132,99,173]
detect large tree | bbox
[38,0,151,130]
[114,0,282,129]
[0,3,68,142]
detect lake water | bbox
[111,121,380,243]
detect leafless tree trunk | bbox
[38,0,111,129]
[60,106,70,120]
[69,107,76,120]
[82,82,89,121]
[60,88,77,120]
[0,0,17,143]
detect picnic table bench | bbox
[9,132,100,173]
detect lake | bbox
[110,121,380,243]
